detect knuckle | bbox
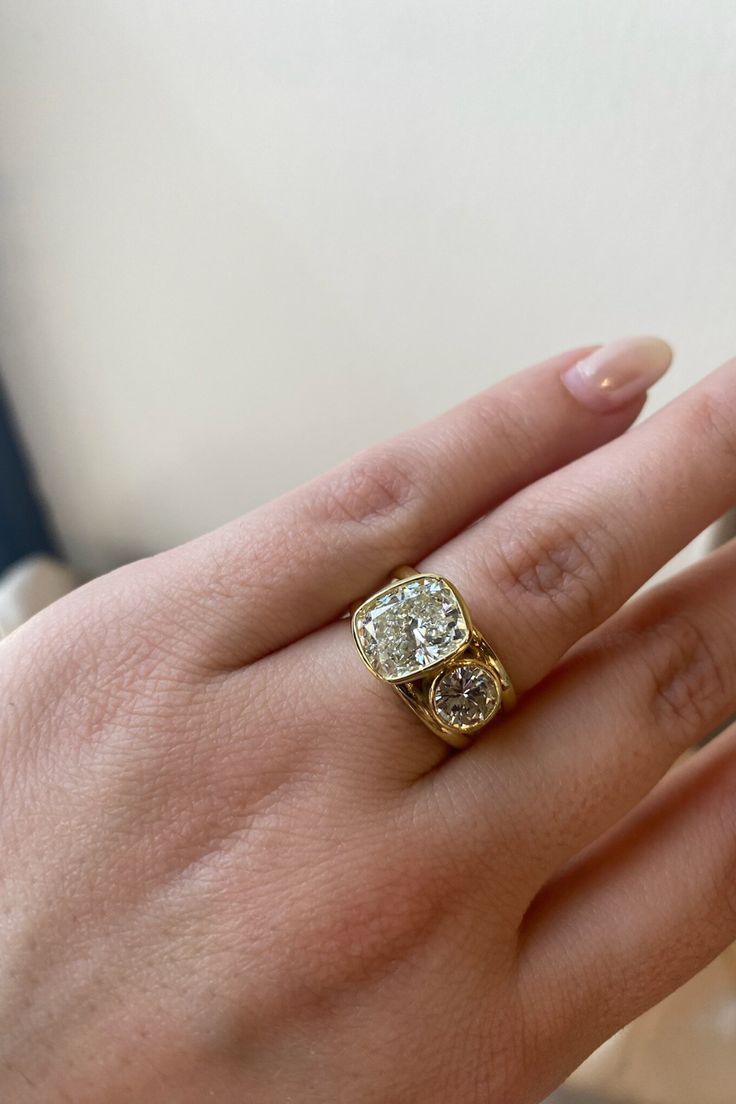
[491,511,617,625]
[641,612,730,743]
[312,446,419,532]
[468,387,529,453]
[688,385,736,469]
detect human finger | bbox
[516,728,736,1090]
[430,535,736,885]
[156,339,664,666]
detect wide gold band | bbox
[351,566,515,749]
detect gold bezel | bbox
[395,629,511,748]
[428,659,502,736]
[350,565,516,750]
[350,571,472,685]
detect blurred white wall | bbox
[0,1,735,575]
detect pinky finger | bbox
[518,727,736,1086]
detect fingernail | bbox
[561,336,673,413]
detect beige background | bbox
[1,1,735,575]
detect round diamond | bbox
[430,662,500,731]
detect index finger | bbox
[157,338,669,666]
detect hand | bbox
[1,337,735,1104]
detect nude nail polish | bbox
[561,336,673,413]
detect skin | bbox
[1,344,736,1103]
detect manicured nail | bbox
[561,336,673,413]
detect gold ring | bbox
[351,566,515,749]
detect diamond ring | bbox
[351,566,515,749]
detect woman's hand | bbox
[2,337,735,1104]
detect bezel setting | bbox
[351,567,515,749]
[351,572,471,684]
[429,659,502,734]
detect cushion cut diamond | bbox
[353,574,469,682]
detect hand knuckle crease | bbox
[493,517,612,622]
[643,614,729,739]
[316,451,417,528]
[693,389,736,467]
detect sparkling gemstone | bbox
[353,575,469,681]
[430,661,500,730]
